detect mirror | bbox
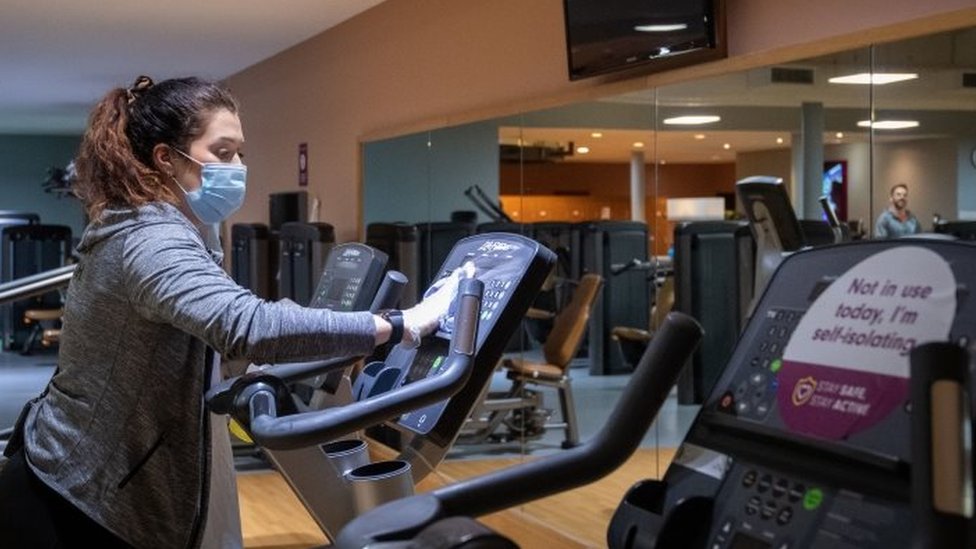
[360,26,976,544]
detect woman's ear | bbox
[152,143,176,176]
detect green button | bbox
[770,359,783,373]
[803,488,824,511]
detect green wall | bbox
[0,134,85,239]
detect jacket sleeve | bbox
[120,222,376,363]
[874,214,889,238]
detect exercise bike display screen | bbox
[396,234,555,439]
[703,241,966,466]
[403,339,450,385]
[309,244,387,311]
[429,245,532,348]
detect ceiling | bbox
[0,0,386,134]
[2,4,972,167]
[503,28,976,164]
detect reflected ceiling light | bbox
[829,72,918,85]
[663,115,720,125]
[635,23,688,32]
[694,133,707,140]
[660,160,667,165]
[591,132,603,138]
[776,137,784,144]
[633,141,645,148]
[836,132,844,139]
[857,120,919,129]
[722,143,731,150]
[576,146,590,154]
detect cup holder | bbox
[346,459,415,513]
[322,438,370,475]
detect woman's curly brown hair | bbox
[73,75,239,221]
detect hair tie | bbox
[126,75,155,105]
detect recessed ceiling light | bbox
[591,132,603,138]
[723,143,731,150]
[857,120,919,129]
[829,73,918,85]
[694,133,707,140]
[776,137,784,144]
[634,23,688,32]
[632,141,645,148]
[663,115,721,125]
[576,146,590,154]
[836,132,844,139]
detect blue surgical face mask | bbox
[173,148,247,224]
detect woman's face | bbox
[173,108,245,193]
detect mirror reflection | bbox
[359,26,976,545]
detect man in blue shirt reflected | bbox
[874,183,921,238]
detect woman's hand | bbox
[401,262,475,347]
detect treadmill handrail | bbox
[246,278,484,450]
[0,263,76,305]
[465,185,513,224]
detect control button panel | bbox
[715,307,802,421]
[706,461,910,549]
[709,462,823,549]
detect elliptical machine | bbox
[208,232,556,542]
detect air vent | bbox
[963,73,976,88]
[770,67,814,84]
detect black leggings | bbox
[0,448,132,548]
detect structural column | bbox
[630,150,647,222]
[798,102,826,219]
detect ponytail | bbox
[73,75,237,222]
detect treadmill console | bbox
[610,240,976,549]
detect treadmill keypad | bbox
[716,307,803,421]
[710,464,821,549]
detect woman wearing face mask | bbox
[0,76,461,548]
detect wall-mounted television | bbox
[563,0,727,81]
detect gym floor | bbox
[1,346,700,547]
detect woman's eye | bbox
[216,150,237,162]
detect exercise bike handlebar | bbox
[244,277,483,451]
[432,310,702,516]
[335,311,702,548]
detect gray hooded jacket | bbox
[23,202,376,548]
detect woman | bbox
[0,76,458,548]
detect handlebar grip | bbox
[432,311,703,517]
[369,270,407,312]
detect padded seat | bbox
[500,273,603,448]
[503,360,563,381]
[21,307,63,355]
[24,308,62,322]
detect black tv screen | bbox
[563,0,726,81]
